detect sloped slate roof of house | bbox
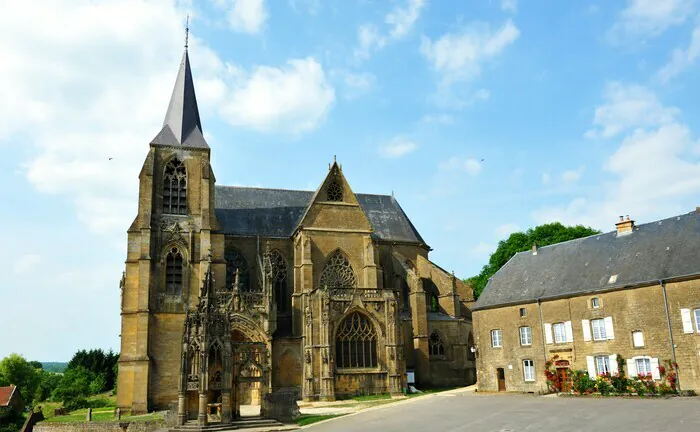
[214,186,426,244]
[0,386,17,407]
[473,210,700,311]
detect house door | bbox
[556,365,570,392]
[497,368,506,391]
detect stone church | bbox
[116,46,475,424]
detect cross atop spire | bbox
[185,15,189,51]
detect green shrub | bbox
[571,370,595,395]
[595,375,613,396]
[610,374,630,394]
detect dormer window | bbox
[326,181,343,202]
[591,297,600,309]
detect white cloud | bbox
[386,0,426,39]
[501,0,518,13]
[421,20,519,83]
[541,172,551,184]
[584,82,679,139]
[333,70,375,99]
[495,223,520,238]
[13,254,42,276]
[218,0,268,34]
[379,136,419,158]
[561,166,585,183]
[440,156,482,176]
[534,84,700,232]
[657,25,700,82]
[470,241,495,258]
[354,24,387,61]
[608,0,696,43]
[220,57,335,134]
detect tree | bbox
[0,354,41,402]
[468,222,600,299]
[51,366,93,411]
[34,370,63,403]
[67,349,118,391]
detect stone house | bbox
[117,46,475,423]
[472,212,700,393]
[0,385,23,415]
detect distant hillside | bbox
[42,362,68,373]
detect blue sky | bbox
[1,0,699,361]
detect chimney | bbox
[615,215,635,235]
[532,243,538,255]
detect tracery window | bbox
[326,181,343,202]
[165,247,184,295]
[429,331,445,357]
[226,248,250,291]
[163,158,187,214]
[320,251,356,289]
[270,250,288,312]
[335,313,378,368]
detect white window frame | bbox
[632,331,645,348]
[635,358,652,376]
[553,322,567,343]
[523,359,535,382]
[491,329,502,348]
[591,297,600,308]
[695,309,700,332]
[595,355,610,375]
[591,318,607,341]
[519,326,532,346]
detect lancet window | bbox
[163,158,187,215]
[165,247,184,295]
[335,313,378,369]
[320,251,357,289]
[326,181,343,202]
[226,248,250,291]
[429,331,445,357]
[270,250,289,312]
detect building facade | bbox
[473,214,700,394]
[116,48,475,423]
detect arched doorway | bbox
[231,329,268,419]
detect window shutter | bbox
[564,321,574,342]
[650,358,661,380]
[604,316,615,340]
[582,319,591,341]
[609,354,618,375]
[681,309,693,333]
[544,323,553,344]
[586,356,596,379]
[626,359,637,378]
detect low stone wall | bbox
[34,420,166,432]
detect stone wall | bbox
[34,421,165,432]
[474,279,700,393]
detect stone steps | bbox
[171,417,286,432]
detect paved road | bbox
[305,391,700,432]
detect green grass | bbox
[38,392,162,424]
[297,414,346,426]
[352,393,392,401]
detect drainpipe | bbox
[660,280,681,391]
[537,298,547,362]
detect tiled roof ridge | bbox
[215,184,394,198]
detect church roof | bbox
[151,50,208,149]
[473,210,700,311]
[214,186,426,245]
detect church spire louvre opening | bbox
[152,17,208,149]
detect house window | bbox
[335,313,377,368]
[632,331,645,348]
[519,327,532,346]
[636,358,652,376]
[429,331,445,357]
[553,323,567,343]
[591,318,607,341]
[519,308,526,317]
[491,329,502,348]
[326,181,343,202]
[163,158,187,215]
[695,309,700,331]
[165,247,183,295]
[595,356,610,375]
[591,297,600,308]
[523,360,535,382]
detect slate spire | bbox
[151,27,208,149]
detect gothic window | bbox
[163,158,187,215]
[400,279,410,310]
[326,181,343,202]
[165,247,183,295]
[270,250,289,313]
[424,279,440,313]
[226,248,250,291]
[320,251,357,289]
[429,331,445,357]
[335,313,377,368]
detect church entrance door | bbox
[231,340,267,419]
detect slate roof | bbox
[214,186,426,244]
[473,211,700,311]
[0,386,17,407]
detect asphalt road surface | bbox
[306,391,700,432]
